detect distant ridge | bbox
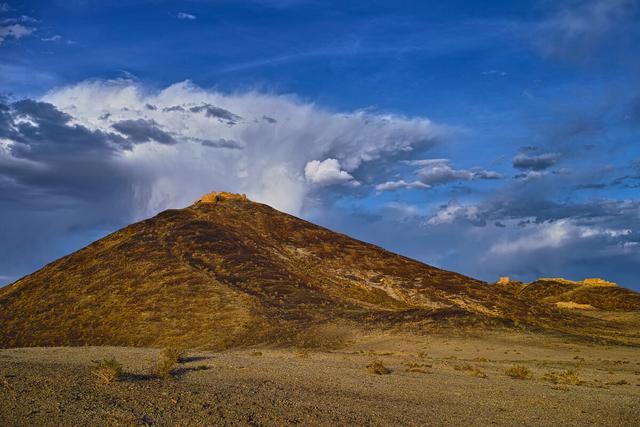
[495,277,640,312]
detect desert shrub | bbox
[91,358,123,384]
[294,349,310,358]
[155,347,185,378]
[505,365,531,379]
[161,347,185,364]
[605,379,629,386]
[367,360,391,375]
[404,362,431,374]
[454,363,487,378]
[543,369,583,385]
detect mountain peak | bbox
[198,191,249,203]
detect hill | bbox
[0,192,637,348]
[495,278,640,312]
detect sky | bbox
[1,0,639,289]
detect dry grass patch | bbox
[294,349,310,358]
[454,363,487,378]
[542,369,583,385]
[367,360,391,375]
[90,358,123,384]
[155,347,185,378]
[404,362,432,373]
[505,365,531,379]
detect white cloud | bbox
[408,158,501,186]
[534,0,634,58]
[426,201,481,225]
[304,158,358,187]
[489,219,632,254]
[41,34,62,42]
[0,24,33,44]
[375,179,430,192]
[177,12,196,20]
[42,79,441,216]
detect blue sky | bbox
[1,0,639,289]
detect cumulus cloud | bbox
[38,79,442,214]
[304,158,359,187]
[0,79,444,281]
[0,23,33,44]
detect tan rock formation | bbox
[199,192,248,203]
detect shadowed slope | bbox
[0,195,635,348]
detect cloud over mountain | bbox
[0,79,443,281]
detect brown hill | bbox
[0,193,636,348]
[495,278,640,312]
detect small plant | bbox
[161,347,185,364]
[605,379,629,386]
[294,348,310,358]
[367,360,391,375]
[543,369,583,385]
[155,347,185,378]
[505,365,531,379]
[454,363,487,378]
[91,358,123,384]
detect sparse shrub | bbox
[367,360,391,375]
[605,379,629,386]
[155,347,185,378]
[294,349,310,358]
[505,365,531,379]
[543,369,583,385]
[91,358,123,384]
[404,362,431,374]
[454,363,487,378]
[250,351,263,356]
[161,347,185,364]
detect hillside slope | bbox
[0,193,633,348]
[496,278,640,312]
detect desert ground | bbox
[1,329,639,426]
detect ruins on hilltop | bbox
[198,192,249,203]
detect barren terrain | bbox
[2,330,639,426]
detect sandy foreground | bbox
[1,331,639,426]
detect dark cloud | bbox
[112,119,177,145]
[162,105,185,112]
[262,115,277,124]
[189,103,241,125]
[2,100,127,158]
[512,152,560,171]
[199,138,244,149]
[0,99,140,282]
